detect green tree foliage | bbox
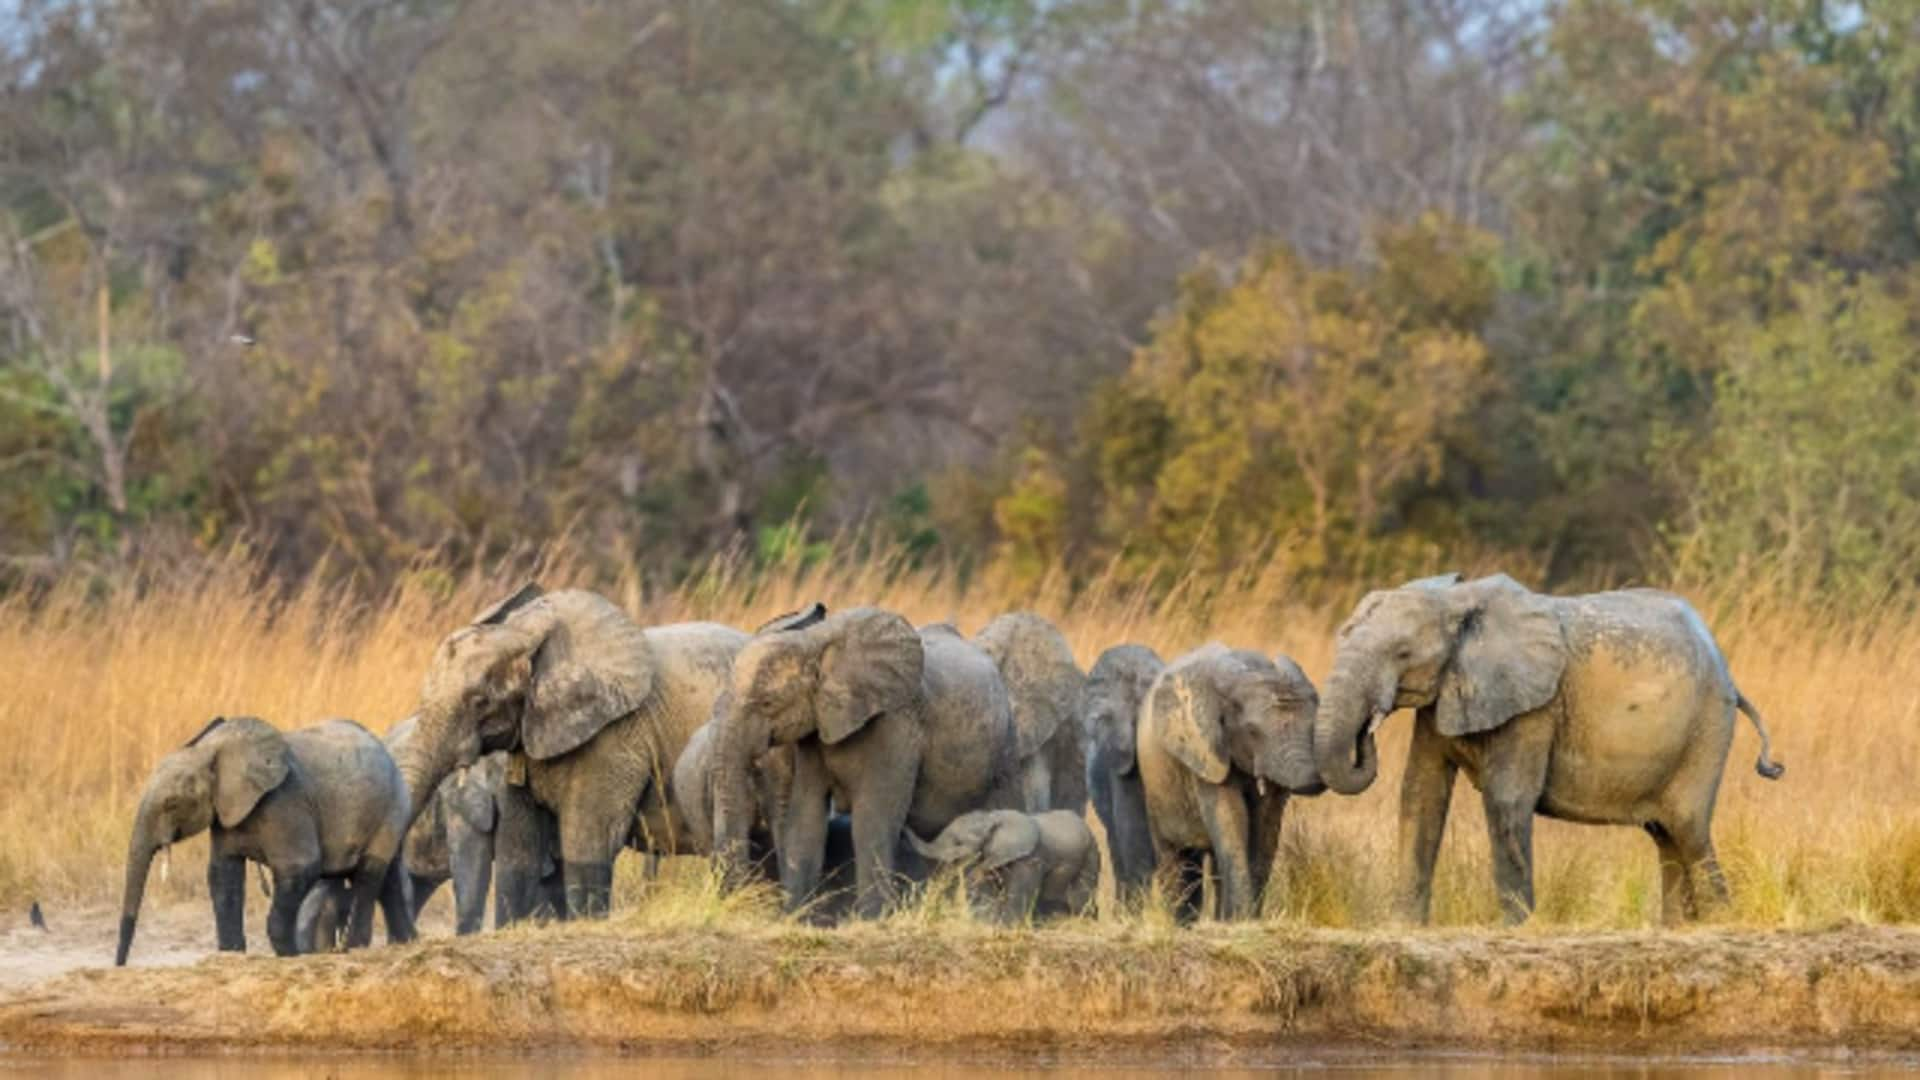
[3,0,1920,607]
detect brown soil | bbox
[4,909,1920,1061]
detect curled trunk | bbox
[709,696,764,879]
[1314,668,1381,796]
[391,710,463,833]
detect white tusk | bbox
[159,845,171,884]
[1257,777,1269,798]
[1365,710,1387,738]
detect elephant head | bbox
[709,606,924,867]
[974,612,1084,763]
[1151,645,1322,793]
[906,810,1039,873]
[1314,573,1566,795]
[1082,645,1164,781]
[397,584,657,827]
[118,716,289,966]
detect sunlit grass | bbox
[2,542,1915,933]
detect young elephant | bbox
[1081,645,1165,895]
[1136,645,1322,921]
[117,716,413,964]
[907,809,1097,921]
[1314,572,1785,925]
[298,746,566,951]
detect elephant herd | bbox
[114,573,1787,964]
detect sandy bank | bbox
[3,921,1919,1059]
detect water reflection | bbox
[1,1056,1906,1078]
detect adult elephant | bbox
[1136,645,1322,921]
[1313,573,1786,925]
[397,584,746,918]
[1081,644,1164,894]
[709,606,1019,917]
[974,613,1088,815]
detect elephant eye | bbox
[1395,646,1413,662]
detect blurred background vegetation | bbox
[2,0,1916,607]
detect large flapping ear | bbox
[814,608,924,744]
[978,814,1042,873]
[756,602,827,634]
[473,582,544,626]
[976,613,1083,759]
[1150,650,1232,785]
[447,759,499,834]
[1436,575,1566,738]
[205,717,291,828]
[519,591,658,760]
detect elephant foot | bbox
[564,861,613,919]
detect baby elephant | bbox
[117,716,413,964]
[907,809,1098,922]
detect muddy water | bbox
[0,1057,1906,1078]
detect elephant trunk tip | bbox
[115,913,136,967]
[1757,758,1785,781]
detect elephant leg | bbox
[848,762,915,920]
[778,749,833,911]
[341,859,389,950]
[1157,845,1206,924]
[207,852,248,953]
[562,860,614,919]
[997,859,1046,923]
[1196,783,1256,920]
[1645,822,1695,925]
[1248,791,1288,918]
[267,864,319,956]
[557,801,632,919]
[448,820,494,936]
[1669,812,1729,919]
[1479,738,1549,924]
[1020,755,1052,814]
[379,863,418,944]
[1395,711,1458,924]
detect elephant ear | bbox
[1401,572,1463,591]
[1151,651,1232,785]
[979,814,1042,873]
[518,591,658,760]
[447,760,498,834]
[204,717,291,828]
[473,582,544,626]
[756,602,826,634]
[814,608,924,745]
[1436,575,1566,738]
[976,613,1082,760]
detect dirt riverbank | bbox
[4,909,1920,1061]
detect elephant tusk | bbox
[1365,710,1388,738]
[159,844,171,884]
[1257,777,1269,799]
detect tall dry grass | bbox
[4,544,1918,930]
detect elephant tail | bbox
[1736,693,1785,780]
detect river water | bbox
[1,1056,1906,1078]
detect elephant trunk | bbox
[116,814,160,967]
[710,698,764,876]
[1314,665,1385,796]
[1266,716,1326,796]
[392,709,463,832]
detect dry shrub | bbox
[2,542,1915,931]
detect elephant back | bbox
[975,612,1085,761]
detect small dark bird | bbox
[28,901,46,931]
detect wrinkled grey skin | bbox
[974,613,1089,815]
[1136,645,1322,921]
[396,584,746,919]
[710,606,1019,918]
[117,717,414,965]
[907,809,1098,922]
[298,743,566,951]
[1081,645,1164,895]
[1314,572,1786,925]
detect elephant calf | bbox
[118,716,414,964]
[1136,645,1323,921]
[906,809,1098,922]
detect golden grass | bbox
[3,543,1916,931]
